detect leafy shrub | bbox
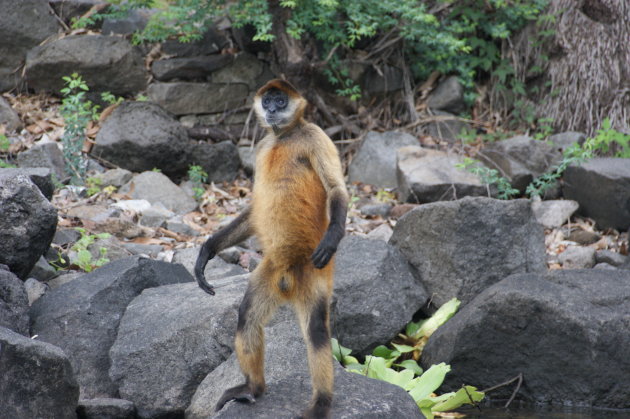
[456,157,519,200]
[60,73,100,184]
[188,164,208,200]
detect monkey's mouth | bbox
[266,116,285,126]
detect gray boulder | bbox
[0,326,79,419]
[531,199,579,228]
[187,320,423,419]
[148,82,250,115]
[101,8,153,35]
[427,76,466,114]
[0,167,54,200]
[0,265,29,335]
[190,140,241,183]
[16,142,67,182]
[77,398,136,419]
[389,197,546,308]
[548,131,586,152]
[119,171,198,214]
[0,0,61,91]
[0,96,21,131]
[477,135,560,192]
[558,246,596,269]
[421,269,630,408]
[49,0,105,26]
[396,146,488,203]
[0,175,57,279]
[94,168,133,188]
[363,65,403,95]
[425,110,470,144]
[109,278,248,418]
[332,236,427,353]
[563,158,630,230]
[152,55,233,81]
[25,35,147,95]
[29,257,194,398]
[209,52,273,89]
[92,101,191,179]
[348,131,418,188]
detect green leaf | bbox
[395,359,423,376]
[432,385,485,412]
[331,338,352,362]
[391,343,415,353]
[372,345,398,359]
[411,298,460,339]
[407,363,451,402]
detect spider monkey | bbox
[194,79,348,419]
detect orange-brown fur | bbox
[198,79,347,418]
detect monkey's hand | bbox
[311,228,343,269]
[194,244,216,296]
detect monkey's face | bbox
[256,88,294,130]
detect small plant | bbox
[456,158,520,200]
[188,164,208,200]
[0,134,16,168]
[68,227,111,272]
[101,91,124,106]
[375,188,396,203]
[59,73,100,184]
[588,118,630,158]
[333,299,483,418]
[85,176,103,196]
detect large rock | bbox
[109,278,249,418]
[531,198,579,228]
[0,0,61,91]
[148,82,250,115]
[190,140,241,183]
[0,175,57,279]
[29,257,194,398]
[152,55,233,81]
[347,131,418,188]
[209,52,272,89]
[25,35,147,95]
[396,146,488,203]
[172,247,246,280]
[0,266,29,336]
[425,110,470,144]
[389,197,546,308]
[563,158,630,230]
[119,171,198,214]
[161,27,229,57]
[427,76,466,114]
[476,135,559,192]
[0,167,54,200]
[92,101,192,179]
[421,269,630,408]
[332,236,427,353]
[16,142,67,182]
[0,326,79,419]
[187,320,423,419]
[77,398,136,419]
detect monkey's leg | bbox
[294,286,334,419]
[215,273,279,412]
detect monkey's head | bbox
[254,79,306,132]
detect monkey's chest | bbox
[252,147,328,253]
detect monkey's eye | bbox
[263,97,270,106]
[276,98,286,107]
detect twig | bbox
[481,373,523,408]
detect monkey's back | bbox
[251,130,329,267]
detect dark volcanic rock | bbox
[190,140,241,183]
[389,197,546,308]
[152,55,233,81]
[0,266,29,335]
[421,269,630,408]
[0,0,61,91]
[563,157,630,230]
[0,175,57,279]
[25,35,147,95]
[77,398,136,419]
[92,101,192,179]
[187,320,423,419]
[333,236,427,353]
[0,326,79,419]
[147,82,249,115]
[29,257,194,398]
[109,277,248,419]
[0,167,54,200]
[16,142,67,183]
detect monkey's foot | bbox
[214,384,259,412]
[295,394,332,419]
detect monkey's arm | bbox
[194,206,253,295]
[310,139,349,269]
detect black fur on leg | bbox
[296,392,332,419]
[308,296,330,351]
